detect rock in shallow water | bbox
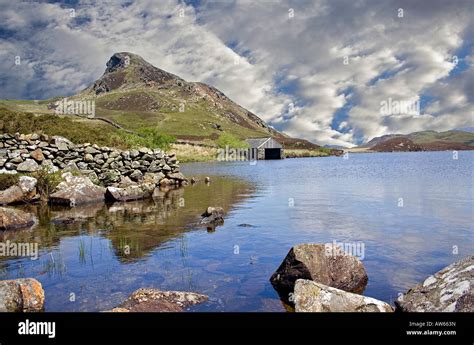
[0,278,45,312]
[294,279,393,312]
[108,288,208,312]
[0,176,37,205]
[105,183,155,202]
[200,207,224,224]
[270,243,368,301]
[49,172,105,206]
[395,255,473,312]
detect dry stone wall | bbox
[0,133,185,186]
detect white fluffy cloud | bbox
[0,0,472,146]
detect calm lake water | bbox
[1,151,473,311]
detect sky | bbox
[0,0,473,146]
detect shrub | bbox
[137,127,176,150]
[112,128,176,150]
[30,167,63,202]
[215,132,249,149]
[0,174,20,190]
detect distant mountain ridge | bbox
[362,129,474,152]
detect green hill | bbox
[360,129,474,152]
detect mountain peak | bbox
[85,52,184,95]
[105,52,135,73]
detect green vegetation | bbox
[113,127,176,150]
[0,107,175,151]
[0,166,62,201]
[0,107,122,147]
[284,148,332,158]
[31,167,63,202]
[408,130,474,146]
[0,174,20,190]
[78,239,86,264]
[169,143,218,163]
[215,132,250,149]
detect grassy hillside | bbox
[408,130,474,146]
[360,129,474,151]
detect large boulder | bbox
[49,172,105,206]
[395,255,473,312]
[105,183,155,202]
[293,279,393,312]
[108,288,208,312]
[0,176,37,205]
[270,243,368,301]
[0,278,44,312]
[0,207,36,230]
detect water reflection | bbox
[0,176,258,311]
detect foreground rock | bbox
[0,278,45,312]
[200,207,224,226]
[49,172,106,206]
[395,255,473,312]
[105,183,155,202]
[0,207,36,231]
[294,279,393,312]
[0,176,38,205]
[108,288,208,312]
[270,243,368,300]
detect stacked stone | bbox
[0,133,185,186]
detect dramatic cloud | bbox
[0,0,472,146]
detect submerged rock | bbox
[108,288,208,312]
[200,206,224,227]
[0,278,45,312]
[395,255,473,312]
[270,243,368,301]
[0,176,38,205]
[0,207,36,231]
[49,172,105,206]
[294,279,393,312]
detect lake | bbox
[0,151,472,311]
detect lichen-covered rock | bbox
[0,207,36,230]
[49,172,105,206]
[270,243,368,301]
[0,176,37,205]
[108,288,208,312]
[30,148,45,162]
[395,255,473,312]
[294,279,393,312]
[0,278,45,312]
[17,159,39,172]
